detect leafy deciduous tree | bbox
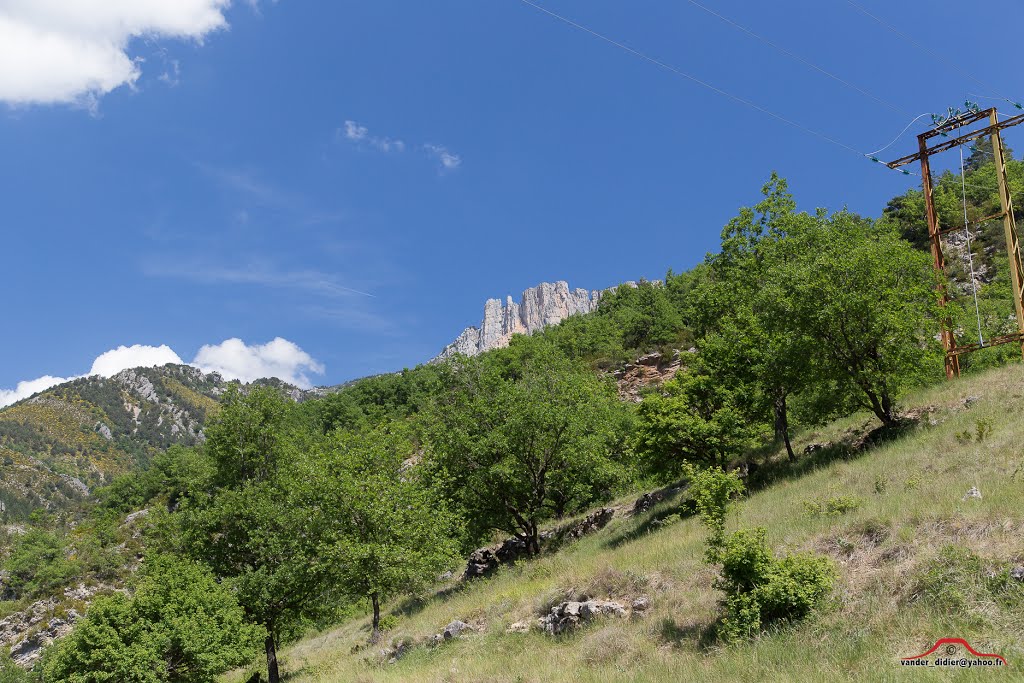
[43,555,261,683]
[428,340,632,555]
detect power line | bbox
[514,0,914,175]
[843,0,1014,103]
[866,112,935,156]
[968,92,1024,112]
[685,0,910,116]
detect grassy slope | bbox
[232,364,1024,682]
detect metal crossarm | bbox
[886,107,1024,378]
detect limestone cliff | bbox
[434,281,604,360]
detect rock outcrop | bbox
[434,281,603,361]
[538,600,628,634]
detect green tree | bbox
[97,445,215,514]
[3,528,80,599]
[633,364,762,478]
[691,174,815,460]
[43,555,261,683]
[598,280,683,351]
[300,428,460,642]
[171,387,341,683]
[203,385,291,487]
[763,210,937,427]
[0,652,32,683]
[427,339,631,555]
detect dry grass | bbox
[225,364,1024,682]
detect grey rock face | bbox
[434,281,601,361]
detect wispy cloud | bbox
[299,304,398,334]
[145,260,375,298]
[337,119,462,170]
[424,144,462,170]
[197,163,302,209]
[158,59,181,87]
[340,120,406,153]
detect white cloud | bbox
[193,337,325,388]
[0,375,70,408]
[0,0,233,106]
[424,144,462,170]
[343,120,368,141]
[89,344,184,377]
[0,338,324,408]
[339,119,405,153]
[340,120,461,169]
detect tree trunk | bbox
[773,392,795,462]
[265,634,280,683]
[864,388,897,428]
[370,592,381,643]
[528,522,541,556]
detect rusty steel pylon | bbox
[887,107,1024,379]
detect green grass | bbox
[227,364,1024,682]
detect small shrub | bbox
[686,466,835,642]
[956,419,994,444]
[684,464,744,555]
[0,651,32,683]
[803,495,861,517]
[873,476,887,495]
[975,418,993,442]
[377,614,399,633]
[3,529,80,599]
[714,529,835,642]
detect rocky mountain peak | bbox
[434,281,603,361]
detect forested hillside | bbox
[0,365,323,521]
[3,158,1024,681]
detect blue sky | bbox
[3,0,1023,399]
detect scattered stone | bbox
[636,352,663,367]
[442,620,470,640]
[380,639,413,664]
[1009,566,1024,582]
[962,486,982,501]
[5,611,76,668]
[804,443,826,455]
[506,620,531,634]
[630,597,650,612]
[463,533,552,580]
[632,485,682,515]
[124,508,150,526]
[561,508,614,543]
[538,600,627,635]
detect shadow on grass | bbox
[748,418,919,494]
[658,616,718,651]
[601,489,695,550]
[389,580,467,621]
[244,670,305,682]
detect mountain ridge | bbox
[434,280,641,361]
[0,364,324,520]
